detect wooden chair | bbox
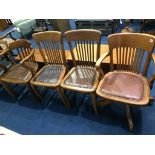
[96,33,155,131]
[0,39,38,99]
[60,29,102,114]
[31,31,68,107]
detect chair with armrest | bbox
[60,29,103,114]
[0,39,38,99]
[96,33,155,131]
[30,31,68,107]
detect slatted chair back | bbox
[9,39,35,62]
[108,33,155,76]
[65,29,102,67]
[32,31,66,65]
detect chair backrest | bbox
[8,39,35,62]
[65,29,102,67]
[33,31,66,65]
[108,33,155,76]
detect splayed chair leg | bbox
[0,82,17,99]
[91,93,98,116]
[126,104,133,131]
[30,84,43,102]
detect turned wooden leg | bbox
[91,93,98,116]
[126,105,133,131]
[0,81,17,99]
[30,84,43,101]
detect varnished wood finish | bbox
[65,29,102,67]
[31,31,68,107]
[0,39,38,99]
[108,33,155,75]
[61,29,102,114]
[96,33,155,130]
[149,53,155,89]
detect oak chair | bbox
[60,29,102,114]
[96,33,155,131]
[31,31,68,107]
[0,39,38,99]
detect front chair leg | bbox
[91,93,98,116]
[125,105,133,131]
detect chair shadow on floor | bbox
[79,97,143,134]
[48,90,82,116]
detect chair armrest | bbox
[20,49,34,64]
[149,54,155,89]
[20,49,36,75]
[95,51,110,77]
[95,51,110,68]
[0,28,16,40]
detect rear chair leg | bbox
[30,84,43,102]
[91,93,98,116]
[126,105,133,131]
[59,87,71,108]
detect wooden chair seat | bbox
[96,71,150,105]
[61,66,100,93]
[1,62,38,84]
[31,64,66,87]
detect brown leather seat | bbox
[1,62,38,83]
[61,66,100,92]
[96,71,150,105]
[31,64,66,87]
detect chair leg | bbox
[125,105,133,131]
[0,82,17,99]
[56,87,69,108]
[30,84,43,101]
[91,93,98,116]
[60,87,71,108]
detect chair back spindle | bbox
[65,29,102,67]
[108,33,155,76]
[33,31,66,65]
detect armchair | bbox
[0,39,38,99]
[96,33,155,131]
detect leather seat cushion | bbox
[101,72,144,100]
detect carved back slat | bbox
[108,33,155,76]
[33,31,66,65]
[65,29,102,67]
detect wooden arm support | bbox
[95,51,110,77]
[20,49,36,75]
